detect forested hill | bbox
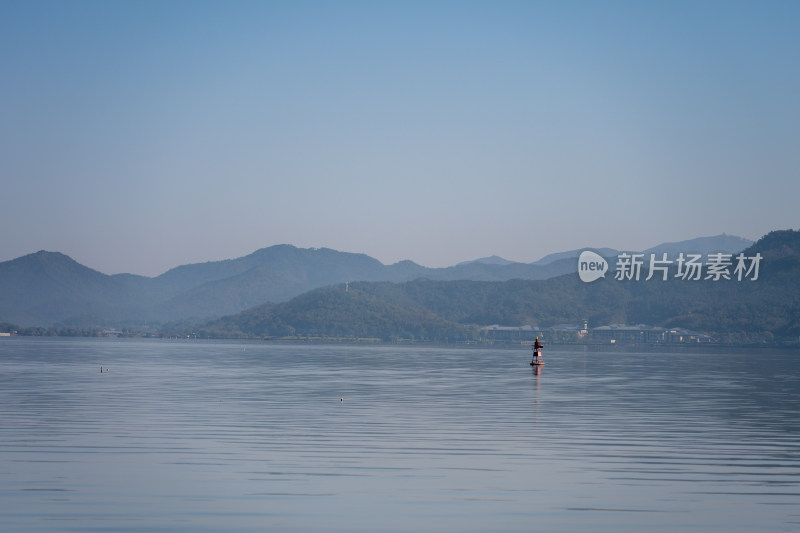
[195,230,800,342]
[198,287,469,342]
[0,233,752,328]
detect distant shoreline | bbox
[2,331,797,350]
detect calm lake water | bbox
[1,338,799,532]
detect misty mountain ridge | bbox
[456,234,754,267]
[456,255,517,267]
[642,233,754,257]
[195,230,799,343]
[0,233,755,328]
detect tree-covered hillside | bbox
[198,287,471,342]
[0,234,753,328]
[193,230,800,342]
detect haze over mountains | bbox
[195,230,800,343]
[0,234,753,328]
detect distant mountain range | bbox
[456,255,517,267]
[0,233,754,328]
[459,233,754,267]
[195,230,799,343]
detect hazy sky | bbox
[2,1,798,276]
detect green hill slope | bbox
[200,286,470,341]
[196,230,799,343]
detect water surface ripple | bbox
[1,338,798,532]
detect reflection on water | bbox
[0,338,798,532]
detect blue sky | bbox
[2,1,798,276]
